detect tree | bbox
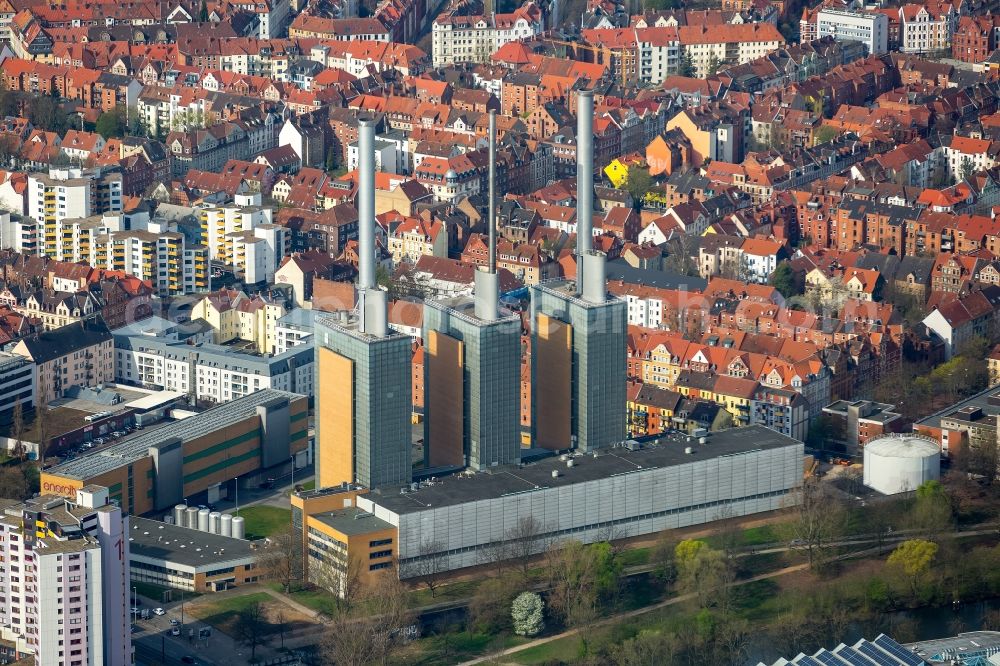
[960,156,976,182]
[10,399,25,460]
[95,107,127,140]
[910,479,953,539]
[673,539,729,609]
[311,551,362,611]
[679,51,696,78]
[624,167,653,211]
[609,631,680,666]
[769,261,801,298]
[199,0,209,21]
[233,601,272,660]
[322,573,414,666]
[511,591,545,637]
[28,96,67,134]
[505,515,545,578]
[813,125,839,146]
[887,539,938,598]
[545,540,622,626]
[0,466,30,500]
[789,479,842,569]
[256,525,301,592]
[410,539,447,597]
[468,577,514,634]
[706,53,721,76]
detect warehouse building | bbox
[357,425,804,578]
[40,389,309,514]
[129,517,260,592]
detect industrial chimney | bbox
[357,117,388,337]
[576,89,594,296]
[474,110,500,321]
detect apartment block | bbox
[816,9,888,55]
[27,168,123,259]
[431,3,544,68]
[11,320,113,405]
[0,486,130,666]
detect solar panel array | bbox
[760,634,925,666]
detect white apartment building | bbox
[432,3,544,67]
[635,27,681,84]
[226,224,290,285]
[816,9,888,55]
[0,212,40,255]
[899,3,953,55]
[113,316,315,401]
[199,193,274,263]
[677,23,784,77]
[91,223,210,297]
[27,168,123,260]
[0,486,130,666]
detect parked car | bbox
[153,608,165,616]
[170,627,181,636]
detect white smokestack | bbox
[358,118,376,291]
[576,90,594,296]
[476,110,500,322]
[488,109,497,275]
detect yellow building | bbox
[191,289,287,355]
[604,158,630,188]
[291,486,398,597]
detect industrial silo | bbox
[863,435,940,495]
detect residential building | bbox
[387,216,447,267]
[0,486,130,666]
[190,289,288,356]
[899,3,953,55]
[112,316,315,401]
[816,9,888,55]
[11,319,113,404]
[27,168,123,259]
[431,3,544,68]
[0,352,34,426]
[921,285,1000,358]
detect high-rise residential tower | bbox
[530,90,627,452]
[315,119,412,490]
[423,111,521,470]
[0,485,130,666]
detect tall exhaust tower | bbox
[315,118,412,490]
[529,89,627,452]
[422,110,521,470]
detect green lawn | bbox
[405,631,528,665]
[269,584,340,616]
[300,479,315,491]
[407,579,481,609]
[236,506,291,539]
[190,592,273,633]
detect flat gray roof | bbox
[915,385,1000,430]
[313,507,394,537]
[129,517,255,569]
[368,425,801,515]
[46,389,303,480]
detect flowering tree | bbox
[511,591,545,637]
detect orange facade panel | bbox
[427,330,465,467]
[318,347,355,488]
[535,313,572,450]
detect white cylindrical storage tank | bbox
[173,504,186,525]
[863,435,940,495]
[220,513,233,537]
[209,511,221,534]
[197,508,210,532]
[232,516,245,540]
[185,506,199,529]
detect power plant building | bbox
[530,90,628,452]
[315,118,413,490]
[358,425,804,578]
[422,110,523,470]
